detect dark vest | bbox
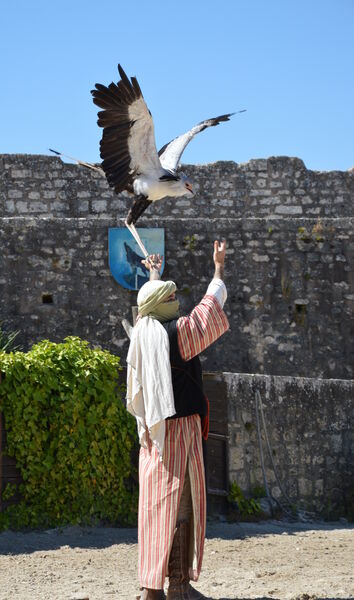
[162,319,207,419]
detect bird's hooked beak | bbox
[185,182,195,196]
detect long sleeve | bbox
[176,292,229,362]
[206,278,227,308]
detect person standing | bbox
[127,241,229,600]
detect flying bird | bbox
[91,64,245,256]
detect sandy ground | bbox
[0,520,353,600]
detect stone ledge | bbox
[2,153,354,174]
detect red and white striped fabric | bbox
[138,414,206,588]
[138,292,229,589]
[177,294,229,361]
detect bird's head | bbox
[180,173,195,197]
[162,172,195,198]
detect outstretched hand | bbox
[141,254,163,280]
[141,254,163,271]
[213,240,226,266]
[213,239,226,280]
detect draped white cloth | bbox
[126,316,176,456]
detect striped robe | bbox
[138,294,229,589]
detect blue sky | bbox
[1,0,353,171]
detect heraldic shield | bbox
[108,228,165,291]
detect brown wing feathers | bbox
[91,65,143,194]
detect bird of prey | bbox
[91,64,244,256]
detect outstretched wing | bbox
[158,113,235,173]
[91,65,162,194]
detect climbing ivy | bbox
[0,337,138,530]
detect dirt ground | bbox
[0,519,353,600]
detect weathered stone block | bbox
[92,200,107,212]
[43,191,57,199]
[78,201,89,212]
[28,191,41,200]
[11,168,32,178]
[53,179,66,188]
[5,200,15,212]
[8,189,23,199]
[252,254,270,262]
[229,447,244,470]
[15,201,29,213]
[275,205,303,214]
[28,202,48,212]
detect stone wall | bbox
[0,154,353,379]
[1,154,353,220]
[221,371,353,514]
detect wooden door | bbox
[203,373,229,514]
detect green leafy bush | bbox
[228,481,261,517]
[0,337,137,530]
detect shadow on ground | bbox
[0,525,138,554]
[0,519,352,555]
[205,519,354,541]
[216,597,352,600]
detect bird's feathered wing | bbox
[91,65,162,194]
[158,114,234,173]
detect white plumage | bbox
[91,64,243,255]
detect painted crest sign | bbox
[108,228,165,291]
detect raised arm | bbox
[207,239,227,308]
[177,240,229,361]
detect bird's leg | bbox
[125,221,149,259]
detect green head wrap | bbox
[137,280,179,322]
